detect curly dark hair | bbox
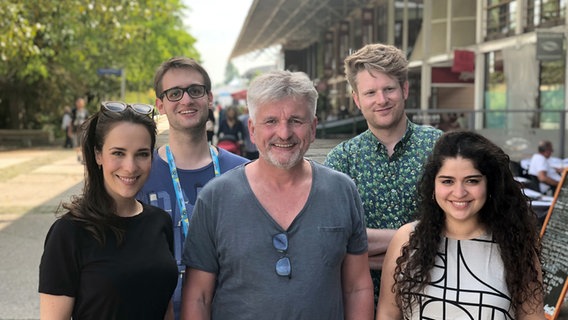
[60,106,157,245]
[394,130,543,315]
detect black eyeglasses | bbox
[101,101,154,117]
[273,233,291,278]
[159,84,207,102]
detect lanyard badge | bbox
[165,144,221,237]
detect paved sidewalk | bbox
[0,148,83,319]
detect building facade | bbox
[231,0,568,158]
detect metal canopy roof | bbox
[230,0,363,59]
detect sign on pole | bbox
[97,68,123,76]
[537,32,565,61]
[97,68,125,100]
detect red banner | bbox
[452,50,475,73]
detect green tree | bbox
[224,61,240,84]
[0,0,200,131]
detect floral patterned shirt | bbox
[324,120,442,230]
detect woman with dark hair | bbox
[39,102,177,319]
[217,106,245,155]
[206,106,216,143]
[377,130,544,320]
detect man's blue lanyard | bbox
[165,144,221,237]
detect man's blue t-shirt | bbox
[137,147,248,318]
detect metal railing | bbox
[317,108,568,160]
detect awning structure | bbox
[231,89,247,100]
[230,0,362,59]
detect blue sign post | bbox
[97,68,125,100]
[97,68,123,76]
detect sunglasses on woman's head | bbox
[100,101,154,117]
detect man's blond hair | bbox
[344,43,408,93]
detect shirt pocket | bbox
[318,226,347,267]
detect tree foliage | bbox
[224,61,239,85]
[0,0,200,130]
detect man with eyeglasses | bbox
[137,57,248,320]
[181,70,374,319]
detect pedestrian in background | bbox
[181,70,373,319]
[60,106,73,149]
[39,102,177,319]
[528,140,562,195]
[72,97,89,163]
[206,107,216,144]
[324,43,442,302]
[216,105,245,155]
[238,106,259,160]
[377,130,544,319]
[137,56,248,319]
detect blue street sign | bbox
[97,68,123,76]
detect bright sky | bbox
[183,0,255,85]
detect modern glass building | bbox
[231,0,568,158]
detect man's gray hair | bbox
[246,70,318,121]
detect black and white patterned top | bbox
[407,234,514,320]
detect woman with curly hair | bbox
[377,130,544,319]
